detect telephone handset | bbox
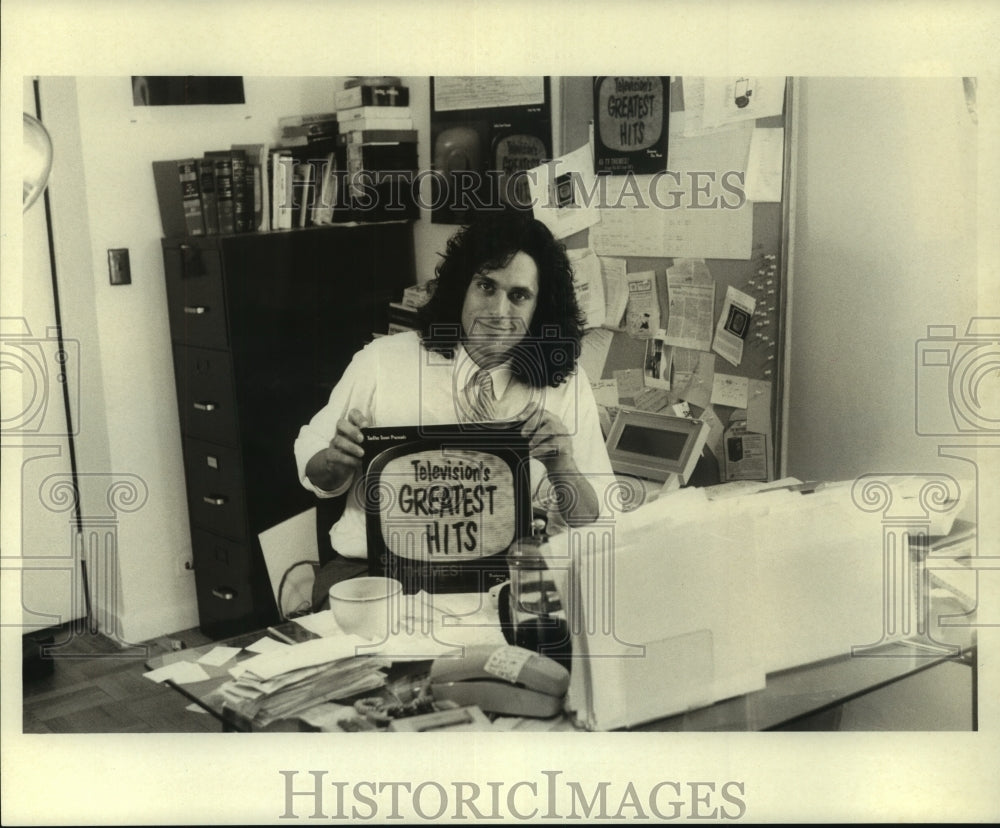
[429,644,571,718]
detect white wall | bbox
[785,78,985,491]
[48,77,342,642]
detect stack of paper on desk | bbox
[552,510,766,732]
[217,637,391,727]
[553,475,970,731]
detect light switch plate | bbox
[108,248,131,285]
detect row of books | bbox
[153,145,270,238]
[153,132,421,236]
[153,78,420,237]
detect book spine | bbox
[178,159,205,236]
[335,84,409,109]
[278,111,338,128]
[230,151,252,233]
[197,158,219,235]
[214,157,235,234]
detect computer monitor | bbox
[605,410,711,485]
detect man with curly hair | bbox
[295,209,613,569]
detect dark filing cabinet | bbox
[162,223,415,638]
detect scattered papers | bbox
[246,636,290,654]
[712,285,756,367]
[144,660,212,685]
[291,591,507,659]
[197,646,242,667]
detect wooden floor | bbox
[21,622,221,734]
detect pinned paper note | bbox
[745,128,785,202]
[579,327,614,380]
[567,247,606,329]
[698,77,787,130]
[670,348,716,410]
[746,379,773,435]
[634,387,671,413]
[590,378,620,408]
[663,260,716,352]
[712,285,756,367]
[711,373,750,408]
[529,142,601,240]
[613,368,645,404]
[601,257,629,330]
[625,271,659,339]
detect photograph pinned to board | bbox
[430,77,551,224]
[712,284,757,367]
[528,141,600,240]
[592,76,671,175]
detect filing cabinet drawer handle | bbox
[193,401,217,412]
[203,495,228,506]
[183,305,208,315]
[211,587,236,601]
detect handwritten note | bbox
[711,373,750,409]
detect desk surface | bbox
[146,596,975,733]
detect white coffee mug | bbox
[328,576,402,640]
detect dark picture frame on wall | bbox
[132,76,246,106]
[430,76,552,223]
[592,76,670,175]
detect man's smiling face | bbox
[460,250,539,367]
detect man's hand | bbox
[305,409,369,493]
[520,403,600,526]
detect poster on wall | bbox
[430,76,552,223]
[593,76,670,175]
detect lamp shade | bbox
[23,112,54,212]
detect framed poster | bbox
[430,76,552,223]
[592,76,670,175]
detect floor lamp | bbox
[23,92,94,631]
